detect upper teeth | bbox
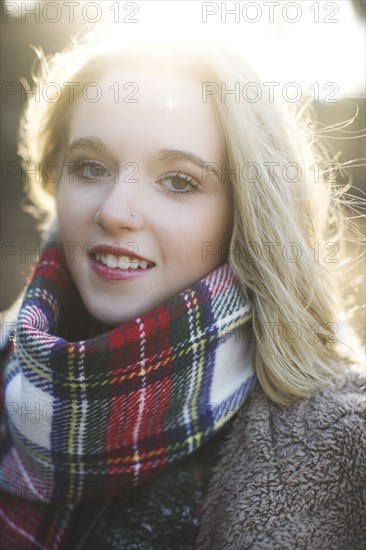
[96,253,150,270]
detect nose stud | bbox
[131,212,136,217]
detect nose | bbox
[94,167,143,233]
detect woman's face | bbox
[57,67,233,325]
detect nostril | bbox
[93,202,143,231]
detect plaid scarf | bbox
[0,243,255,549]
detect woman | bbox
[1,33,365,549]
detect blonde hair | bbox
[18,32,364,405]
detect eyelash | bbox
[72,160,111,182]
[158,172,200,195]
[70,160,200,195]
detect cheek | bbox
[56,195,83,249]
[56,193,72,233]
[56,191,68,234]
[199,200,233,266]
[56,184,91,231]
[200,196,233,244]
[160,202,231,267]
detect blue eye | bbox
[74,161,111,182]
[159,172,199,195]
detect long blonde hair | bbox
[18,33,364,405]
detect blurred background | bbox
[1,0,365,339]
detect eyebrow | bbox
[65,138,221,179]
[66,137,107,155]
[158,149,221,179]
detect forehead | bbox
[66,67,225,161]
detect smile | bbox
[88,245,155,281]
[92,252,153,270]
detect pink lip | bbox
[88,244,154,264]
[88,244,155,282]
[91,261,154,281]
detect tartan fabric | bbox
[0,243,255,549]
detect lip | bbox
[88,244,154,264]
[91,261,153,281]
[88,244,155,282]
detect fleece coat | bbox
[196,365,366,549]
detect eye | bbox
[158,172,200,194]
[74,160,111,182]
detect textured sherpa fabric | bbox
[196,364,366,550]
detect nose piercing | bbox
[131,212,136,217]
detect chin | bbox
[89,310,133,326]
[85,300,147,326]
[81,287,169,326]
